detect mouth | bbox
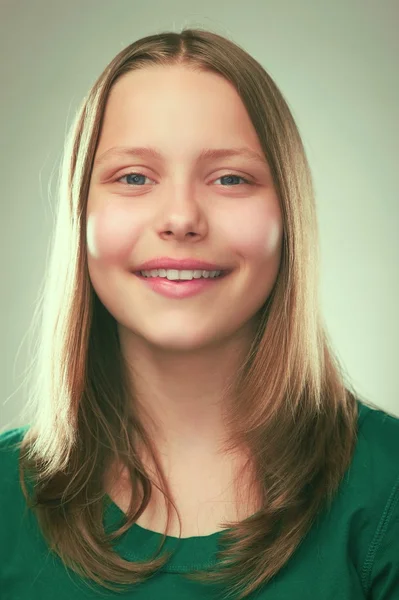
[132,269,232,298]
[133,270,230,281]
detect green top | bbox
[1,400,399,599]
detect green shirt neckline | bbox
[102,400,370,573]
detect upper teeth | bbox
[140,269,222,280]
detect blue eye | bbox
[118,173,150,185]
[214,174,251,186]
[117,172,252,186]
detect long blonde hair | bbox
[15,27,363,600]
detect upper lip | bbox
[134,257,231,272]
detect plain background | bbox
[1,0,398,430]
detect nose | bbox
[157,186,208,242]
[161,222,200,241]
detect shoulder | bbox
[0,425,30,458]
[348,401,399,518]
[349,401,399,595]
[0,425,30,461]
[354,400,399,482]
[0,425,31,507]
[357,399,399,444]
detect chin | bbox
[134,323,227,352]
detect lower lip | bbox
[133,272,230,298]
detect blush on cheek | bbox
[263,220,282,255]
[86,208,140,264]
[228,210,282,260]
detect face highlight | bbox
[86,65,283,351]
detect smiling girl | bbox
[1,28,398,600]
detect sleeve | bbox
[365,474,399,599]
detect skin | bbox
[86,65,283,494]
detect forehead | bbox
[107,64,242,114]
[96,65,263,156]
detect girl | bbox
[1,28,398,600]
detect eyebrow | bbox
[93,145,267,168]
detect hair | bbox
[11,26,373,600]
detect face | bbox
[86,65,283,352]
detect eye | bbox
[214,174,252,186]
[117,172,153,186]
[116,172,253,187]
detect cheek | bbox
[223,202,282,262]
[86,206,139,265]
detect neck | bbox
[117,319,257,458]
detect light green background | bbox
[1,0,398,428]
